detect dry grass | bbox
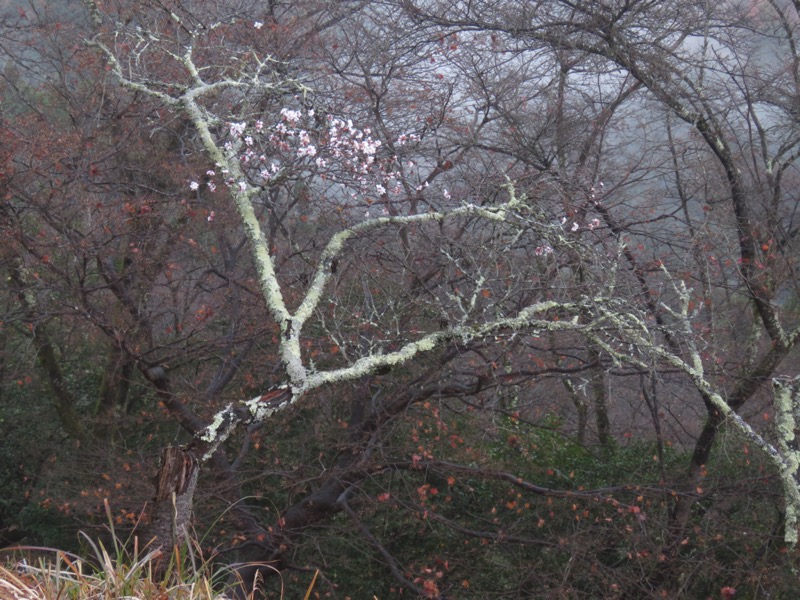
[0,501,321,599]
[0,538,324,600]
[0,537,231,600]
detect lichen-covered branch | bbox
[587,273,800,545]
[306,300,581,387]
[90,23,800,552]
[774,376,800,545]
[291,196,520,335]
[89,36,573,406]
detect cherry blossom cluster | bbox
[188,109,431,215]
[562,217,601,232]
[532,182,607,257]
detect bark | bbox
[647,346,798,592]
[669,402,721,532]
[137,366,204,571]
[145,446,199,572]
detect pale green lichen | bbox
[592,304,800,548]
[181,95,291,331]
[304,300,585,390]
[770,377,800,546]
[280,333,308,389]
[243,395,292,423]
[200,405,232,442]
[778,467,800,547]
[774,378,800,484]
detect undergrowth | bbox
[0,500,320,600]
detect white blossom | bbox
[297,144,317,157]
[280,108,302,124]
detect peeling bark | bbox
[145,446,199,572]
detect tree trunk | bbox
[140,379,293,578]
[563,378,588,445]
[96,345,134,417]
[145,446,199,571]
[589,345,611,450]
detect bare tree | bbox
[4,0,800,596]
[87,0,800,581]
